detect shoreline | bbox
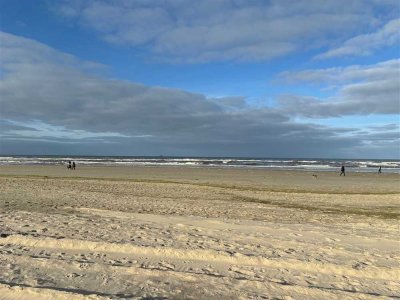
[1,164,399,194]
[1,165,399,298]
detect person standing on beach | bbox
[340,165,345,176]
[67,161,72,170]
[72,161,76,170]
[378,166,382,173]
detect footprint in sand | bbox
[289,233,303,237]
[325,237,340,242]
[229,266,254,277]
[284,248,296,254]
[66,272,83,278]
[352,262,368,270]
[158,261,175,270]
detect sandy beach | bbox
[0,165,399,299]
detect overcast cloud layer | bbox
[55,0,399,63]
[1,31,399,158]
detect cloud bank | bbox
[0,32,399,158]
[54,0,398,63]
[278,60,400,117]
[317,18,400,59]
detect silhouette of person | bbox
[378,166,382,173]
[67,161,72,170]
[340,165,345,176]
[72,161,76,170]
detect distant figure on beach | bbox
[378,166,382,173]
[67,161,72,170]
[340,165,345,176]
[72,161,76,170]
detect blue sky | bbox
[0,0,399,158]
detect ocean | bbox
[0,155,399,173]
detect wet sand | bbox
[0,166,399,299]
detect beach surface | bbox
[0,165,399,299]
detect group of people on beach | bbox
[67,161,76,170]
[339,165,382,176]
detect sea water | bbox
[0,156,399,173]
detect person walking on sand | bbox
[378,166,382,173]
[72,161,76,170]
[67,161,72,170]
[340,165,345,176]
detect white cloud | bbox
[279,59,400,84]
[0,120,129,140]
[53,0,397,63]
[317,18,400,59]
[277,60,400,117]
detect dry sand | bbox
[0,165,399,299]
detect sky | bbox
[0,0,399,158]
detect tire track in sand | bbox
[1,235,399,282]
